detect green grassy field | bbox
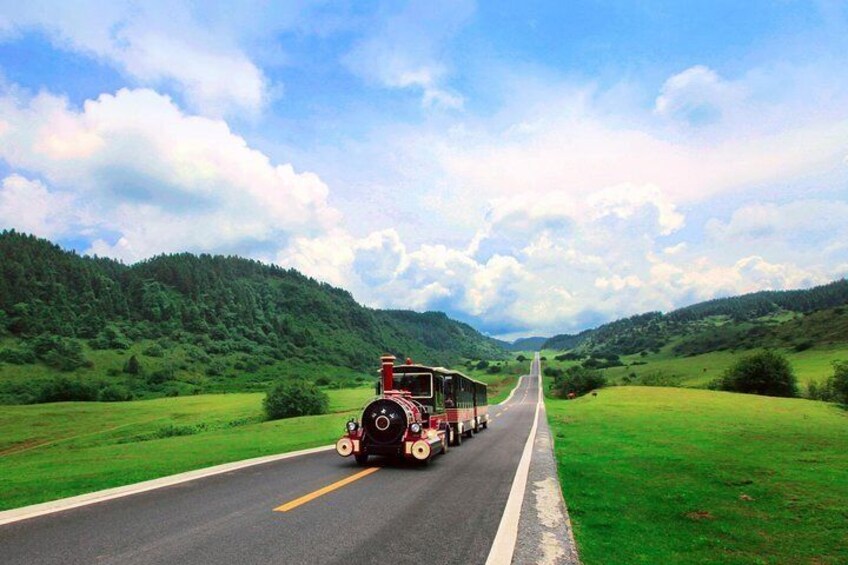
[464,359,525,404]
[541,345,848,391]
[0,387,374,511]
[546,386,848,564]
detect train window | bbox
[393,373,433,398]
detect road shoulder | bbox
[512,401,580,565]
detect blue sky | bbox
[1,1,847,339]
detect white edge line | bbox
[0,444,335,526]
[485,355,543,565]
[497,371,524,406]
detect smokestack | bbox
[381,355,396,392]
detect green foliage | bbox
[98,384,133,402]
[36,377,100,402]
[711,350,798,397]
[516,354,527,362]
[264,380,329,420]
[476,360,489,370]
[123,354,143,375]
[550,365,606,398]
[830,361,848,404]
[0,345,36,365]
[486,364,502,374]
[142,343,165,357]
[30,335,91,371]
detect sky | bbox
[0,1,847,339]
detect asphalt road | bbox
[0,361,541,565]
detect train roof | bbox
[392,364,487,387]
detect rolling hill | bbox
[0,231,505,404]
[543,279,848,356]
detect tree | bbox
[123,354,142,375]
[550,366,606,398]
[711,351,798,397]
[264,380,329,420]
[832,361,848,404]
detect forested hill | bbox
[543,279,848,356]
[0,231,504,388]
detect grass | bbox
[0,337,377,403]
[546,386,848,564]
[0,387,374,511]
[464,358,526,404]
[540,346,848,391]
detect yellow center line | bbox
[273,467,380,513]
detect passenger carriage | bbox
[335,355,489,465]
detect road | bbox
[0,358,542,565]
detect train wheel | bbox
[441,431,449,454]
[354,453,369,466]
[453,425,462,446]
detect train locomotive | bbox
[335,355,489,465]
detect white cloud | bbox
[342,0,472,109]
[0,1,268,116]
[0,87,339,262]
[0,174,74,238]
[654,65,743,125]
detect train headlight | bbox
[346,421,358,433]
[410,423,421,434]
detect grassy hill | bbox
[0,231,505,404]
[546,386,848,564]
[543,279,848,358]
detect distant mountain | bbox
[543,279,848,356]
[501,336,548,351]
[0,231,505,402]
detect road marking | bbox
[274,467,380,513]
[485,354,543,565]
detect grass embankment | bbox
[547,387,848,564]
[464,358,526,404]
[0,387,374,511]
[541,345,848,390]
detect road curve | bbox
[0,361,541,565]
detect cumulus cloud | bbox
[0,1,268,116]
[0,174,75,238]
[0,87,339,262]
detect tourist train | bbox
[335,355,489,465]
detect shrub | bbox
[475,360,489,370]
[551,366,606,398]
[711,351,798,397]
[315,376,331,386]
[543,366,563,378]
[206,359,227,376]
[516,355,527,362]
[123,354,143,375]
[0,346,36,365]
[264,380,329,420]
[36,377,99,402]
[37,338,91,371]
[142,344,165,357]
[147,366,175,385]
[832,361,848,404]
[486,365,503,374]
[98,384,133,402]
